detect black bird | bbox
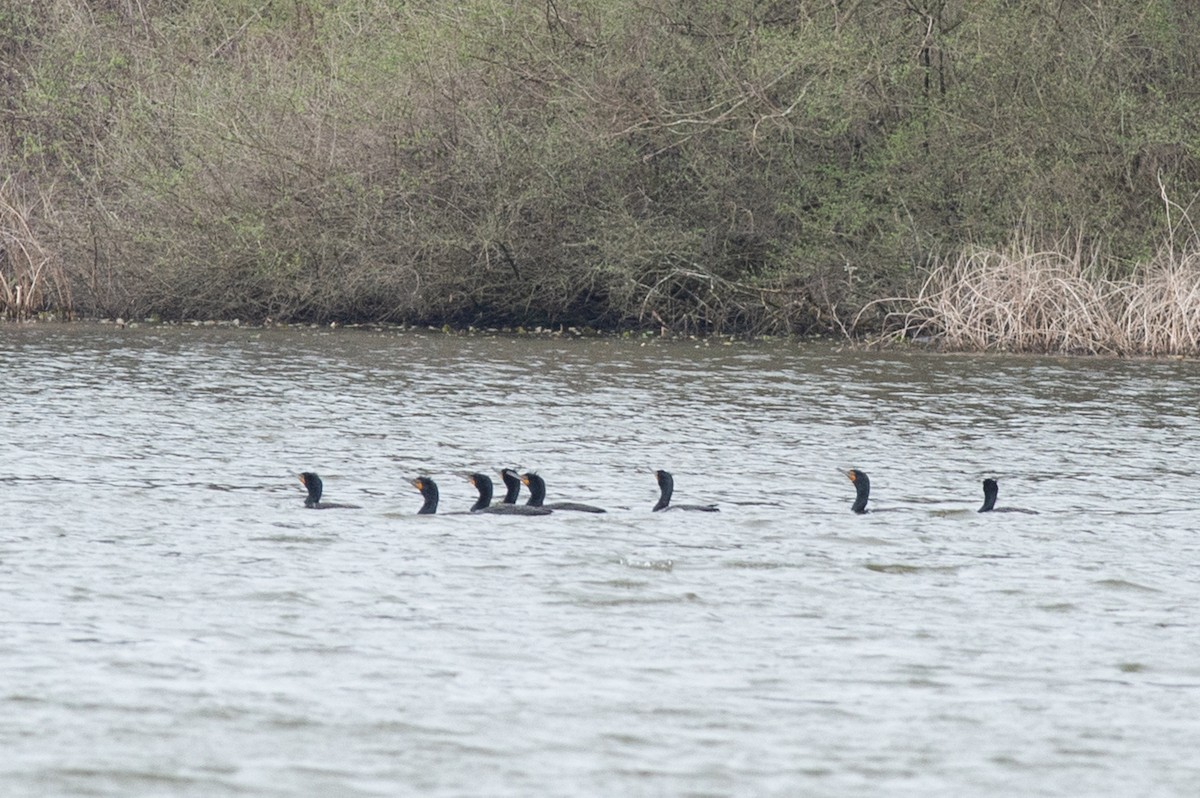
[467,473,552,515]
[500,468,523,504]
[411,476,439,514]
[521,472,606,513]
[652,469,718,512]
[979,478,1039,514]
[847,469,870,514]
[298,472,360,509]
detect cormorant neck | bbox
[501,469,521,504]
[417,479,439,514]
[301,473,323,507]
[980,479,998,513]
[653,471,673,511]
[470,474,493,511]
[524,473,546,507]
[850,471,869,514]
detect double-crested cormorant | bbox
[299,472,360,509]
[521,472,606,513]
[847,469,870,514]
[467,473,552,515]
[411,476,439,514]
[652,469,718,512]
[979,478,1039,514]
[500,468,523,504]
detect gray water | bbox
[2,324,1199,797]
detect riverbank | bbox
[3,2,1199,353]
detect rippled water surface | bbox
[2,324,1199,796]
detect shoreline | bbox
[4,315,1195,361]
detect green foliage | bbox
[2,0,1199,332]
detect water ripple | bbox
[2,326,1200,796]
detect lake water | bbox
[2,323,1198,796]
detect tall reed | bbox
[867,235,1200,356]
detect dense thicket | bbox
[2,0,1198,332]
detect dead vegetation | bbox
[3,1,1200,343]
[0,178,72,320]
[866,232,1200,356]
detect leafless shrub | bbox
[8,2,1200,333]
[631,261,824,336]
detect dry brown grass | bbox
[864,235,1200,356]
[1114,248,1200,355]
[0,178,72,320]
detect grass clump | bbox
[874,231,1200,356]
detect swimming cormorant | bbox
[521,472,606,513]
[652,470,718,512]
[298,472,360,509]
[979,478,1039,514]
